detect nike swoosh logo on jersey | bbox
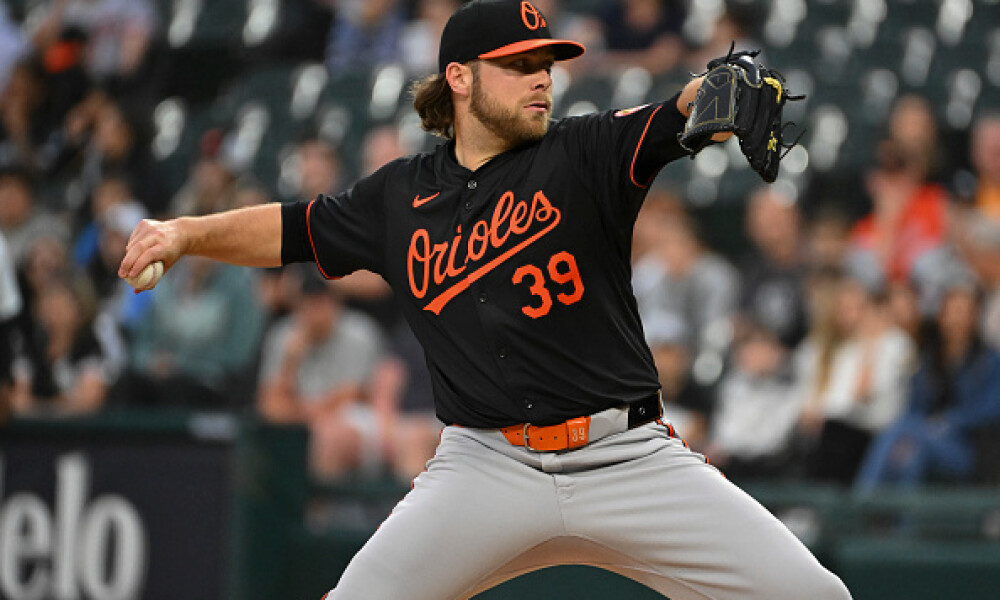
[412,192,440,208]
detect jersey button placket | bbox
[463,180,477,212]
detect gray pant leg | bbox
[326,427,564,600]
[559,423,851,600]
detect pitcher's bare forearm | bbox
[119,203,283,280]
[178,203,283,266]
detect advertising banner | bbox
[0,420,233,600]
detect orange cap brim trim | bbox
[478,39,585,61]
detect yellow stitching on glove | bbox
[763,76,783,102]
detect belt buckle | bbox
[521,423,566,453]
[523,418,591,452]
[522,423,538,452]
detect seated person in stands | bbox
[117,256,264,409]
[855,278,1000,490]
[795,272,915,486]
[706,321,799,481]
[11,277,119,416]
[257,266,385,479]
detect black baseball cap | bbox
[438,0,585,73]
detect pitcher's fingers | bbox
[124,218,153,250]
[119,236,156,279]
[120,224,149,277]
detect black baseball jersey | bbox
[282,96,690,427]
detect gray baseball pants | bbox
[326,414,852,600]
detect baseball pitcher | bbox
[120,1,849,598]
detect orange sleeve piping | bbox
[305,198,340,280]
[629,105,664,189]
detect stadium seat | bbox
[151,100,218,199]
[158,0,248,48]
[882,0,941,33]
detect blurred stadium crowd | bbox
[1,0,999,494]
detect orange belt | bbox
[499,393,663,452]
[501,417,592,452]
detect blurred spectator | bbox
[257,267,385,479]
[399,0,461,75]
[528,1,604,63]
[118,257,265,410]
[11,276,119,416]
[633,211,738,378]
[886,280,925,344]
[0,168,69,265]
[968,113,1000,222]
[325,0,406,77]
[360,123,411,176]
[795,272,916,485]
[886,95,946,184]
[738,186,808,349]
[83,189,142,298]
[60,93,165,215]
[27,0,160,98]
[369,321,441,481]
[582,0,685,75]
[960,214,1000,351]
[168,128,240,217]
[285,134,344,201]
[0,231,21,421]
[17,234,72,311]
[849,139,949,285]
[258,265,304,327]
[707,322,800,481]
[0,60,49,172]
[855,280,1000,490]
[0,54,90,175]
[632,186,684,262]
[684,3,763,73]
[643,311,711,450]
[231,179,271,210]
[0,2,27,94]
[804,206,852,272]
[72,172,134,267]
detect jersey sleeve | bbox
[297,166,391,278]
[562,92,688,205]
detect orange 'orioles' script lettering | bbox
[407,190,561,314]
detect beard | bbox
[469,76,549,147]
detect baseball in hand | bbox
[125,261,164,289]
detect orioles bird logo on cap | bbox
[520,1,547,30]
